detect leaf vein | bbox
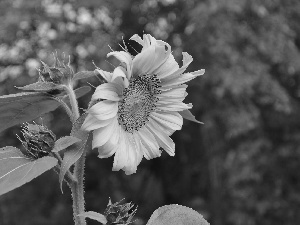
[0,161,32,180]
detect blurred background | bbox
[0,0,300,224]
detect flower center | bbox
[118,74,161,133]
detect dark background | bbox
[1,0,300,224]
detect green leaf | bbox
[179,109,204,124]
[0,86,90,134]
[71,86,91,99]
[0,92,60,133]
[59,114,89,191]
[16,82,63,92]
[0,146,58,196]
[78,211,107,224]
[73,71,97,81]
[52,136,82,153]
[146,204,209,225]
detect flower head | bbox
[18,123,56,159]
[104,198,136,225]
[82,34,204,174]
[39,53,74,85]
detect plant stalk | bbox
[66,85,87,225]
[65,84,80,121]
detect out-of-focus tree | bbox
[1,0,300,225]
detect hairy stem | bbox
[72,150,87,225]
[65,84,80,121]
[53,96,74,123]
[66,85,87,225]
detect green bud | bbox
[104,198,137,225]
[18,123,56,159]
[39,53,74,85]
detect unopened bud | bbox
[104,198,137,225]
[18,123,56,159]
[39,53,74,85]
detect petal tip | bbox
[192,69,205,76]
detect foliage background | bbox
[1,0,300,224]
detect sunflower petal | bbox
[150,111,183,132]
[112,76,127,92]
[112,66,127,81]
[146,122,175,156]
[82,114,113,131]
[154,54,179,79]
[132,132,144,165]
[97,140,117,158]
[179,109,203,124]
[156,102,192,111]
[110,124,121,145]
[159,85,187,99]
[92,83,121,101]
[112,131,128,171]
[107,51,133,80]
[132,34,171,76]
[89,100,118,120]
[132,45,156,76]
[160,52,194,82]
[95,69,113,82]
[130,34,144,46]
[148,116,174,136]
[138,126,161,159]
[92,118,118,148]
[123,133,143,175]
[162,69,205,87]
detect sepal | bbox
[16,81,63,93]
[52,136,81,153]
[179,109,204,124]
[73,71,97,81]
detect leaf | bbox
[146,204,209,225]
[71,86,91,99]
[73,71,97,81]
[16,82,63,92]
[52,136,82,153]
[179,109,204,124]
[0,86,90,133]
[78,211,107,224]
[70,113,89,138]
[0,92,61,133]
[59,114,89,191]
[0,146,58,196]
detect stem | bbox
[66,85,87,225]
[72,150,87,225]
[65,84,80,121]
[54,96,75,123]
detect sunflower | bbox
[82,34,205,174]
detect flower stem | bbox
[65,84,80,121]
[66,85,87,225]
[72,150,87,225]
[53,96,75,123]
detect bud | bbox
[39,53,74,85]
[18,123,56,159]
[104,198,137,225]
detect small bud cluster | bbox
[104,199,137,225]
[38,53,74,85]
[18,123,56,159]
